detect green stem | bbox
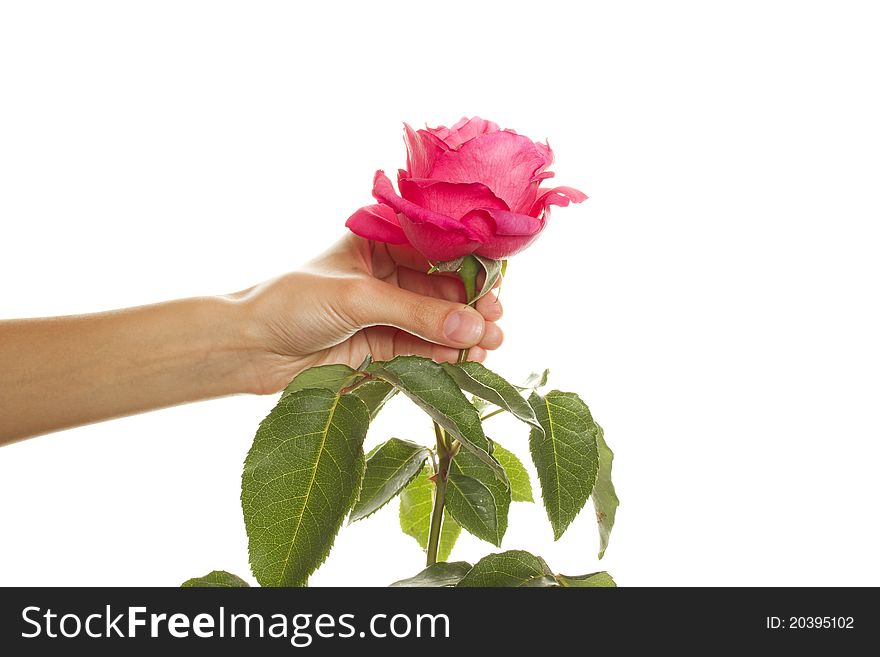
[456,255,481,364]
[426,421,451,566]
[480,408,504,422]
[338,372,372,396]
[426,255,487,561]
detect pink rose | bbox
[345,117,587,262]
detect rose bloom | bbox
[346,117,586,262]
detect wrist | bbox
[219,289,309,396]
[200,294,269,396]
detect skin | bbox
[0,234,504,445]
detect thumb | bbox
[349,279,485,349]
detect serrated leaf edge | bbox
[349,439,430,522]
[446,471,502,547]
[368,356,506,482]
[243,391,369,587]
[528,390,599,541]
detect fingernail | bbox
[443,310,483,345]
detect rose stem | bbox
[426,421,451,566]
[427,255,482,564]
[456,255,480,364]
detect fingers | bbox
[390,323,501,355]
[348,278,486,349]
[364,328,497,363]
[467,346,488,362]
[396,267,464,302]
[480,321,504,350]
[475,288,503,322]
[396,266,504,322]
[346,276,507,353]
[385,243,433,272]
[392,331,462,363]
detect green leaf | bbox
[279,364,359,400]
[350,379,397,419]
[472,255,503,303]
[434,254,500,308]
[242,388,370,587]
[557,571,617,587]
[456,550,553,587]
[389,562,472,587]
[446,449,510,546]
[518,369,550,391]
[350,438,430,522]
[528,391,600,540]
[492,442,533,503]
[445,473,498,544]
[399,467,460,561]
[181,571,250,588]
[279,364,396,419]
[520,575,561,587]
[592,424,619,559]
[471,395,492,414]
[368,356,503,479]
[441,362,539,428]
[428,257,466,274]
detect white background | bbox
[1,1,879,587]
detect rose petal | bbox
[461,208,546,260]
[430,131,553,213]
[458,211,496,243]
[372,170,478,236]
[403,123,448,178]
[485,208,544,236]
[398,177,508,219]
[427,116,501,150]
[475,233,543,259]
[460,207,543,238]
[516,180,542,215]
[396,213,481,261]
[535,140,554,167]
[520,144,555,211]
[532,171,555,182]
[345,203,409,245]
[530,185,588,216]
[371,170,482,261]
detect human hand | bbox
[0,234,502,443]
[235,234,504,395]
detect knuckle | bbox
[336,276,372,325]
[405,296,441,332]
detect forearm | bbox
[0,296,257,445]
